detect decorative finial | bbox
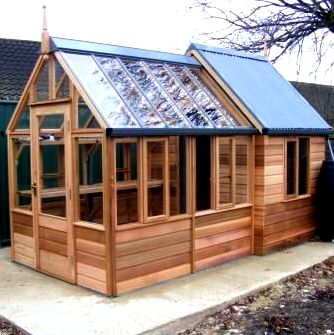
[43,5,48,31]
[41,5,50,54]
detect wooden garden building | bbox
[7,32,332,296]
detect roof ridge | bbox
[189,43,267,62]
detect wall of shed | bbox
[0,102,16,247]
[254,136,325,255]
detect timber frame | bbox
[6,33,330,296]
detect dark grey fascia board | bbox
[262,127,333,136]
[106,127,258,137]
[51,37,201,67]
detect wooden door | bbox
[31,103,74,281]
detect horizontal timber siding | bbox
[115,219,191,294]
[74,225,107,294]
[254,136,325,255]
[194,206,252,271]
[12,210,34,267]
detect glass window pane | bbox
[116,142,137,182]
[147,63,213,128]
[35,62,49,102]
[61,52,139,128]
[169,136,187,215]
[147,141,165,217]
[286,141,296,195]
[170,65,238,128]
[121,60,189,128]
[298,138,309,195]
[117,189,138,225]
[77,139,103,224]
[235,139,248,204]
[219,138,233,204]
[38,114,66,217]
[40,143,66,217]
[14,137,32,210]
[55,59,70,99]
[40,114,64,129]
[15,104,30,130]
[78,95,101,129]
[190,69,240,127]
[96,57,165,128]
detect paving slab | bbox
[1,242,334,335]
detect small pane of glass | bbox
[61,52,139,128]
[116,142,137,182]
[78,95,101,129]
[235,139,248,204]
[122,59,189,128]
[117,189,138,225]
[286,141,296,195]
[96,57,165,127]
[15,104,30,130]
[169,136,187,215]
[40,114,64,129]
[171,65,238,128]
[34,61,49,102]
[56,75,70,99]
[14,137,32,209]
[298,138,309,195]
[219,138,233,204]
[147,63,212,128]
[147,141,165,217]
[77,139,103,224]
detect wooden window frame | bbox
[215,136,251,210]
[284,137,310,200]
[73,135,104,225]
[143,137,169,223]
[113,137,142,225]
[113,136,190,227]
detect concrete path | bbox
[1,242,334,335]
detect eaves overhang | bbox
[262,128,333,136]
[106,127,258,137]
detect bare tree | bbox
[193,0,334,66]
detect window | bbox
[115,136,188,225]
[76,137,103,224]
[217,136,250,208]
[145,139,167,219]
[169,136,187,215]
[115,140,139,225]
[285,138,309,198]
[13,137,32,210]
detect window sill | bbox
[195,203,253,217]
[116,214,192,231]
[73,221,105,231]
[282,194,311,203]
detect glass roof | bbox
[60,51,240,130]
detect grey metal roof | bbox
[189,43,332,135]
[51,37,200,67]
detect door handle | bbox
[31,183,37,196]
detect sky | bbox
[0,0,333,85]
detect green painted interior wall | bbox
[0,101,16,247]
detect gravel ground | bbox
[178,256,334,335]
[0,317,28,335]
